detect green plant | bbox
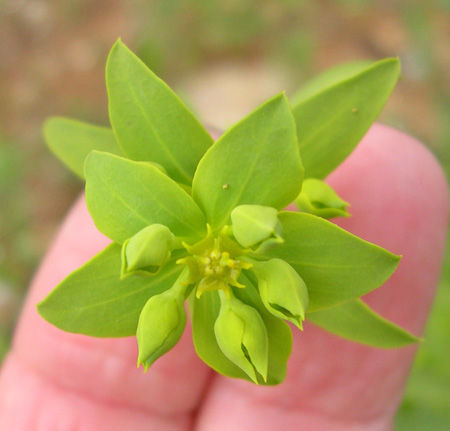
[37,40,418,385]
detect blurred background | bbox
[0,0,449,428]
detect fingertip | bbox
[328,123,448,332]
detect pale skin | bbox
[0,124,448,430]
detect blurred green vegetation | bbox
[395,239,450,430]
[0,0,448,427]
[0,133,31,361]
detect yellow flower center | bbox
[177,225,252,298]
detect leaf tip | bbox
[275,91,289,105]
[292,318,304,331]
[376,57,402,80]
[42,116,55,139]
[106,38,133,77]
[397,332,423,347]
[137,359,150,373]
[35,297,61,330]
[35,300,45,318]
[111,37,125,51]
[83,149,100,177]
[42,117,68,157]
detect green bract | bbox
[37,39,419,385]
[121,224,175,277]
[214,291,269,383]
[294,178,350,219]
[231,205,284,252]
[250,258,309,330]
[136,270,187,371]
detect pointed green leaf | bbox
[37,244,184,337]
[192,93,303,231]
[106,39,213,185]
[291,58,400,179]
[291,60,373,105]
[307,299,420,348]
[44,117,123,179]
[85,151,207,244]
[267,212,400,311]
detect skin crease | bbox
[0,124,448,430]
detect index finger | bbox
[0,194,211,430]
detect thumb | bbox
[194,124,449,431]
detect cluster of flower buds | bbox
[122,204,310,382]
[37,43,412,387]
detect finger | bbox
[0,195,212,430]
[194,124,449,431]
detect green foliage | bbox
[235,273,293,385]
[291,60,373,103]
[230,205,283,251]
[192,93,303,231]
[214,290,269,383]
[250,258,309,329]
[267,212,400,311]
[292,58,401,179]
[38,40,416,385]
[190,288,248,380]
[43,117,122,179]
[85,151,207,243]
[121,224,175,277]
[294,178,350,219]
[106,40,213,185]
[137,272,187,371]
[307,299,420,347]
[37,244,184,337]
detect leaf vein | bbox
[125,71,192,183]
[66,265,182,312]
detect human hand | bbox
[0,124,448,431]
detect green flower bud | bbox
[230,205,283,252]
[294,178,350,219]
[252,258,309,329]
[136,289,186,371]
[121,224,174,277]
[214,293,268,383]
